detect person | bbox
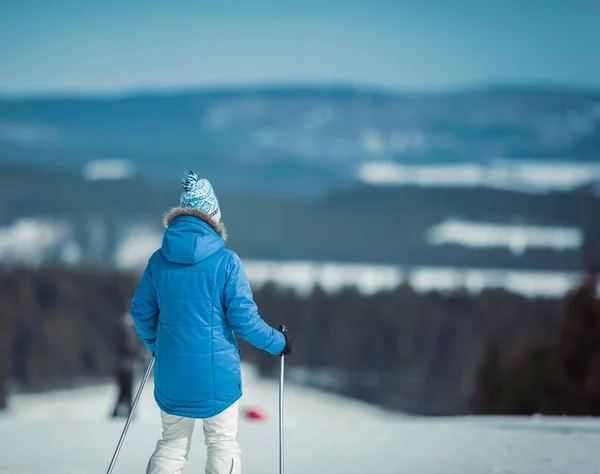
[130,170,292,474]
[111,312,142,417]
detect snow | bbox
[105,224,596,299]
[303,106,334,131]
[389,128,426,153]
[427,219,583,256]
[244,260,403,295]
[0,216,593,298]
[113,225,162,271]
[0,218,77,266]
[0,215,592,297]
[361,129,386,154]
[82,160,137,181]
[2,364,600,473]
[243,260,598,299]
[358,160,600,193]
[112,250,600,299]
[0,121,59,146]
[59,241,83,266]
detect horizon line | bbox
[1,79,600,100]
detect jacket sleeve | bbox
[224,253,286,355]
[130,265,159,353]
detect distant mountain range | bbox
[1,85,599,196]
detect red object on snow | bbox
[244,407,268,421]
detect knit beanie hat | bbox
[180,171,221,223]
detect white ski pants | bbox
[146,402,241,474]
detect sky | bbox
[1,0,599,96]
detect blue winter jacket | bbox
[130,207,286,418]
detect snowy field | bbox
[1,365,600,474]
[426,219,583,256]
[358,160,600,194]
[243,260,599,299]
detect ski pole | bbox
[106,356,154,474]
[279,353,285,474]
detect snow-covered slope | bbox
[1,365,599,474]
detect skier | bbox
[111,312,142,418]
[130,171,292,474]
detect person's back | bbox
[130,171,292,474]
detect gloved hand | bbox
[278,325,292,356]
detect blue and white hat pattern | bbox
[180,171,220,217]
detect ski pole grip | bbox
[278,325,287,357]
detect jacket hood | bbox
[160,207,227,265]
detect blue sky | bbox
[1,0,599,95]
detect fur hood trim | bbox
[163,207,228,241]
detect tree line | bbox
[0,265,596,415]
[472,269,600,415]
